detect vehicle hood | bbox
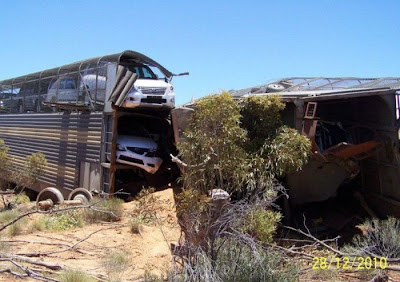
[135,79,171,88]
[117,135,158,150]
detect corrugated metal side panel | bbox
[0,112,103,193]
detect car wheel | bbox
[267,83,285,92]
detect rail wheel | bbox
[36,187,64,208]
[68,188,92,205]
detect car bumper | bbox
[115,151,163,174]
[122,100,174,108]
[122,93,175,108]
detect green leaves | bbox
[261,126,311,177]
[25,152,47,182]
[178,92,311,195]
[178,92,248,194]
[240,95,285,153]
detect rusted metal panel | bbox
[287,160,351,204]
[0,112,102,194]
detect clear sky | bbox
[0,0,399,106]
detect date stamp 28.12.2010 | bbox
[312,256,387,270]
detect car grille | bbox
[140,87,166,95]
[127,147,148,155]
[145,151,159,158]
[118,155,144,165]
[141,97,167,104]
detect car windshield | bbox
[126,64,158,80]
[119,125,151,138]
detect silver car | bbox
[114,135,163,174]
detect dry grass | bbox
[84,197,124,223]
[0,209,25,236]
[59,269,96,282]
[129,217,143,234]
[102,250,131,282]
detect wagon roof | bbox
[230,77,400,101]
[0,50,173,86]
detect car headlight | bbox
[116,143,126,151]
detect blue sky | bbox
[0,0,399,105]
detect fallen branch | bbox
[1,239,71,247]
[282,224,400,268]
[0,267,27,278]
[0,255,64,270]
[0,257,61,281]
[17,226,117,258]
[282,225,346,256]
[8,258,60,282]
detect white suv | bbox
[121,64,175,108]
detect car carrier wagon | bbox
[0,50,184,203]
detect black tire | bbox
[267,83,285,92]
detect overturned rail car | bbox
[173,77,400,217]
[0,50,180,198]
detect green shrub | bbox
[44,210,84,231]
[173,93,309,281]
[343,217,400,258]
[13,192,31,204]
[102,250,131,282]
[264,126,311,176]
[8,221,23,236]
[0,139,9,172]
[0,210,25,236]
[0,209,19,224]
[218,243,298,282]
[240,95,285,152]
[178,92,248,194]
[132,188,159,224]
[30,216,47,232]
[84,197,124,223]
[59,269,96,282]
[24,152,47,183]
[175,188,208,218]
[176,241,298,282]
[242,208,282,244]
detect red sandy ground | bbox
[1,188,399,281]
[0,188,181,281]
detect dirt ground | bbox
[0,188,181,281]
[1,188,400,282]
